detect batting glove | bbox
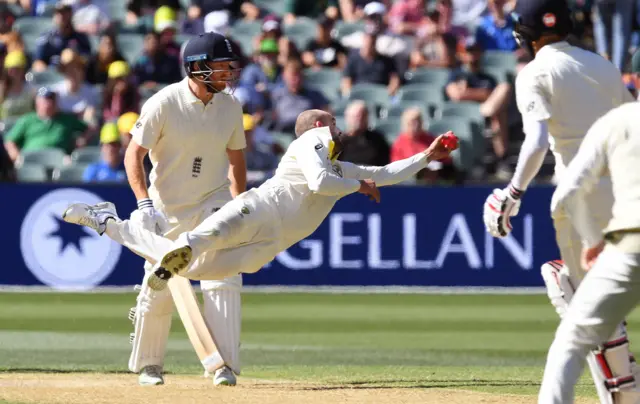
[483,185,523,238]
[132,198,168,235]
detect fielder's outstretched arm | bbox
[551,114,612,248]
[339,152,430,187]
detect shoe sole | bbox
[147,246,193,291]
[213,379,236,386]
[139,379,165,386]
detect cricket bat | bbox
[168,276,226,373]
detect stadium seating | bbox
[252,0,288,16]
[116,34,144,64]
[52,164,89,182]
[481,50,517,74]
[439,102,485,127]
[283,18,317,50]
[13,17,53,37]
[271,131,294,151]
[71,147,102,164]
[428,118,481,171]
[230,20,262,38]
[106,0,128,21]
[16,164,48,182]
[404,68,451,87]
[27,69,65,86]
[381,102,429,121]
[374,118,402,141]
[304,68,342,101]
[348,83,390,108]
[333,21,365,40]
[21,148,66,170]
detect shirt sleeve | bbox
[129,95,165,150]
[34,36,50,64]
[227,103,247,150]
[296,135,361,196]
[4,116,26,146]
[510,116,550,191]
[82,164,97,182]
[340,152,428,187]
[551,111,614,247]
[515,66,552,121]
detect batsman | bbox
[482,0,640,402]
[121,32,246,386]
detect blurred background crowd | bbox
[0,0,638,187]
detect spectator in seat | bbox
[133,32,182,87]
[253,15,300,68]
[0,51,35,122]
[52,48,99,126]
[83,122,126,182]
[338,100,390,166]
[474,0,517,52]
[240,38,283,95]
[202,11,248,67]
[411,17,460,69]
[593,0,633,71]
[72,0,111,35]
[125,0,181,27]
[154,5,181,58]
[338,0,391,22]
[102,61,139,122]
[85,34,126,85]
[451,0,488,29]
[283,0,339,25]
[391,107,455,183]
[243,114,278,183]
[388,0,426,36]
[4,87,89,163]
[186,0,260,22]
[303,16,347,70]
[445,38,511,172]
[342,23,401,97]
[271,59,329,133]
[33,3,92,72]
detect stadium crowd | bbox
[0,0,638,186]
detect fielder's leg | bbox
[200,275,242,385]
[539,245,640,404]
[127,271,174,386]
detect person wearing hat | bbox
[252,14,300,68]
[83,122,127,183]
[339,0,388,22]
[32,2,92,72]
[102,60,140,122]
[3,87,89,163]
[482,1,638,402]
[0,50,34,121]
[154,6,181,59]
[239,37,283,93]
[302,16,347,69]
[117,111,140,148]
[133,32,182,88]
[115,32,246,387]
[52,48,99,126]
[86,33,127,85]
[72,0,111,35]
[186,0,260,22]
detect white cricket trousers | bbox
[539,243,640,404]
[106,188,282,280]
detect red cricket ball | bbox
[442,133,459,150]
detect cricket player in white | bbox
[481,1,638,402]
[539,98,640,404]
[63,109,456,288]
[123,32,246,386]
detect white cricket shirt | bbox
[515,41,633,178]
[130,77,246,220]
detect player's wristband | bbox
[137,198,153,210]
[508,184,524,200]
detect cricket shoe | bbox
[147,246,193,291]
[138,365,164,386]
[213,366,237,386]
[62,202,119,235]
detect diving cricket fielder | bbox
[124,32,246,386]
[481,0,639,402]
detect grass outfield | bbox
[0,292,628,402]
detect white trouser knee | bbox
[128,272,174,373]
[200,274,242,375]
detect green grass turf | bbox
[2,292,635,398]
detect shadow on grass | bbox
[302,379,540,390]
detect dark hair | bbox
[103,77,138,116]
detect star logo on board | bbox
[46,215,94,255]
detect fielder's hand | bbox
[423,132,458,161]
[358,179,380,203]
[483,186,523,238]
[131,198,169,235]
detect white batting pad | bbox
[202,286,241,375]
[128,275,174,373]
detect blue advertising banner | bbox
[0,184,559,289]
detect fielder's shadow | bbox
[300,379,542,391]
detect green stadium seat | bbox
[17,163,48,182]
[230,20,262,38]
[374,118,402,141]
[440,102,485,127]
[283,19,317,50]
[52,164,89,182]
[271,131,295,151]
[22,33,40,55]
[305,69,342,101]
[117,34,144,64]
[106,0,128,21]
[233,33,255,56]
[335,116,346,132]
[14,17,54,36]
[175,34,194,45]
[404,68,451,87]
[481,66,509,84]
[22,148,66,170]
[253,0,288,16]
[348,84,391,108]
[27,69,64,86]
[382,102,429,121]
[481,51,517,73]
[71,147,102,164]
[333,21,365,40]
